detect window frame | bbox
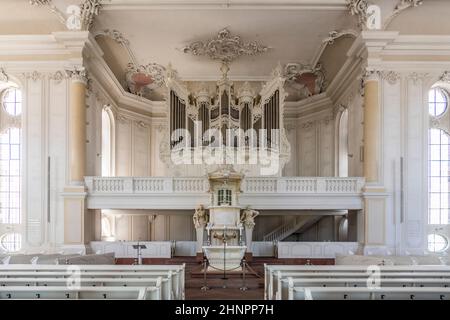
[427,233,449,253]
[428,87,449,118]
[1,87,22,117]
[428,128,450,225]
[0,232,22,253]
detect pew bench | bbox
[278,277,450,300]
[288,286,450,300]
[264,264,450,300]
[0,276,173,300]
[0,285,162,300]
[0,264,185,300]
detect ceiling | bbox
[93,5,356,80]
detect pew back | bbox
[0,286,162,300]
[289,286,450,300]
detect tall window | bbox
[0,86,22,253]
[0,128,21,224]
[338,109,349,177]
[101,108,112,176]
[428,128,450,225]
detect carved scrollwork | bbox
[284,62,326,98]
[384,0,424,29]
[396,0,423,10]
[66,67,88,85]
[100,29,130,45]
[302,121,315,129]
[381,71,401,85]
[49,70,66,83]
[22,71,43,82]
[346,0,370,28]
[134,120,149,129]
[440,71,450,83]
[0,68,8,83]
[323,30,359,45]
[125,62,166,96]
[79,0,102,30]
[182,28,270,64]
[29,0,66,25]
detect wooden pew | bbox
[0,276,172,300]
[0,285,162,300]
[273,271,450,300]
[0,264,185,300]
[264,264,450,300]
[0,271,180,299]
[278,277,450,300]
[288,285,450,300]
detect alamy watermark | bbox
[169,121,284,175]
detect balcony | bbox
[84,176,365,210]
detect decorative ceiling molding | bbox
[66,67,89,85]
[182,28,270,64]
[22,71,43,82]
[0,68,8,83]
[383,0,424,30]
[440,71,450,83]
[100,29,130,46]
[284,62,326,99]
[396,0,423,10]
[95,29,138,65]
[125,62,166,96]
[380,71,401,85]
[346,0,370,28]
[49,70,67,84]
[80,0,103,30]
[323,29,359,45]
[30,0,103,30]
[102,0,348,11]
[29,0,66,25]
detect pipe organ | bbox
[160,63,291,176]
[166,64,287,151]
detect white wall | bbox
[2,71,72,251]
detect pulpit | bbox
[199,167,247,271]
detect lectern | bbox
[132,242,147,265]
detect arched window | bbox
[338,109,349,177]
[0,232,21,253]
[427,233,448,253]
[428,87,448,117]
[428,128,450,225]
[101,108,113,177]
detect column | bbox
[68,69,87,184]
[62,67,93,249]
[362,70,388,255]
[363,71,380,183]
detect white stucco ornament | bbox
[66,5,82,30]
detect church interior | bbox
[1,0,450,302]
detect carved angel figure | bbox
[241,206,260,229]
[193,204,208,229]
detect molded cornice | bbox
[103,0,348,10]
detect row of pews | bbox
[264,265,450,300]
[0,264,185,300]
